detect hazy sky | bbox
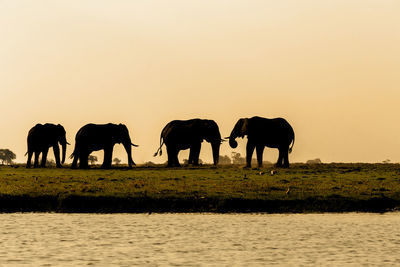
[1,0,400,164]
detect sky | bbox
[1,0,400,164]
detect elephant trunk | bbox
[123,142,134,168]
[229,136,238,148]
[211,142,220,165]
[229,119,245,148]
[229,128,240,148]
[61,142,66,164]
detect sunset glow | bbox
[1,0,400,164]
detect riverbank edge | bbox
[0,194,399,213]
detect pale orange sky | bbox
[1,0,400,164]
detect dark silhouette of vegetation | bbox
[0,149,16,165]
[113,158,121,165]
[143,161,157,167]
[231,152,245,165]
[251,158,272,165]
[219,155,232,165]
[46,159,56,167]
[88,155,98,165]
[183,158,203,165]
[306,158,322,164]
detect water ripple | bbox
[0,213,400,265]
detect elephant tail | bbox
[289,133,295,154]
[153,136,164,157]
[24,151,28,156]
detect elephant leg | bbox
[282,148,290,168]
[102,148,113,168]
[26,151,33,168]
[34,151,40,168]
[173,149,180,167]
[79,152,89,169]
[256,145,264,168]
[191,142,201,166]
[168,146,180,167]
[188,148,193,165]
[41,148,49,168]
[246,142,256,168]
[276,149,283,167]
[166,146,173,167]
[53,145,62,168]
[71,154,78,169]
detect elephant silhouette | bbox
[26,123,69,168]
[70,123,138,169]
[228,116,295,168]
[154,119,223,167]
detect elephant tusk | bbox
[220,139,227,142]
[131,143,139,147]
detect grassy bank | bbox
[0,164,400,213]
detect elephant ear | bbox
[241,118,249,137]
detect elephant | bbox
[26,123,69,168]
[70,123,138,169]
[154,119,223,167]
[228,116,295,168]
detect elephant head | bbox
[201,120,222,165]
[114,124,137,167]
[229,118,249,148]
[55,124,68,164]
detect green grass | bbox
[1,163,400,212]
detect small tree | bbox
[219,155,231,165]
[306,158,322,164]
[88,155,98,165]
[231,152,245,165]
[113,157,121,165]
[47,159,56,167]
[0,149,16,165]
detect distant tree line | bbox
[179,152,272,165]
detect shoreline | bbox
[0,194,399,213]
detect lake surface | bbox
[0,213,400,266]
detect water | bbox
[1,213,400,266]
